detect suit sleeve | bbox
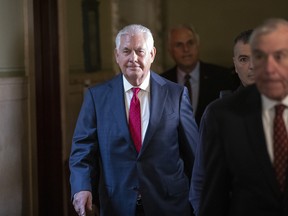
[190,105,231,216]
[178,87,199,180]
[69,89,99,200]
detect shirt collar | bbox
[177,61,200,81]
[261,94,288,111]
[123,71,150,93]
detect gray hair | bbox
[250,18,288,48]
[115,24,154,52]
[168,24,200,45]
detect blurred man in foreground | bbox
[191,18,288,216]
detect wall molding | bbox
[0,77,27,102]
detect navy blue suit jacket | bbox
[191,85,288,216]
[70,72,199,216]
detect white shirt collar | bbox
[177,61,200,83]
[123,71,150,93]
[261,94,288,111]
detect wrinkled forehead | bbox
[119,33,149,48]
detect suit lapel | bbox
[245,88,281,197]
[109,73,168,154]
[109,74,135,151]
[140,72,167,154]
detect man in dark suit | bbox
[69,24,199,216]
[233,29,255,89]
[220,29,254,97]
[190,18,288,216]
[161,25,238,125]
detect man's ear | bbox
[150,47,156,62]
[232,57,237,73]
[114,48,119,63]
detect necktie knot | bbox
[132,87,141,95]
[184,74,191,81]
[131,88,140,103]
[275,104,286,116]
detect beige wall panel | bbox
[0,77,28,215]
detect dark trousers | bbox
[135,196,145,216]
[135,204,145,216]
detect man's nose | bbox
[129,51,137,61]
[183,44,190,52]
[249,58,254,70]
[265,55,277,73]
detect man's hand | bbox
[73,191,93,216]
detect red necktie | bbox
[184,74,192,102]
[273,104,288,192]
[129,88,142,153]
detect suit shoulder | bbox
[200,86,259,132]
[207,85,259,112]
[152,71,181,87]
[88,73,121,93]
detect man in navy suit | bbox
[190,18,288,216]
[161,25,239,125]
[69,24,199,216]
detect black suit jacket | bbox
[161,61,238,125]
[191,85,288,216]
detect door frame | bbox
[33,0,64,215]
